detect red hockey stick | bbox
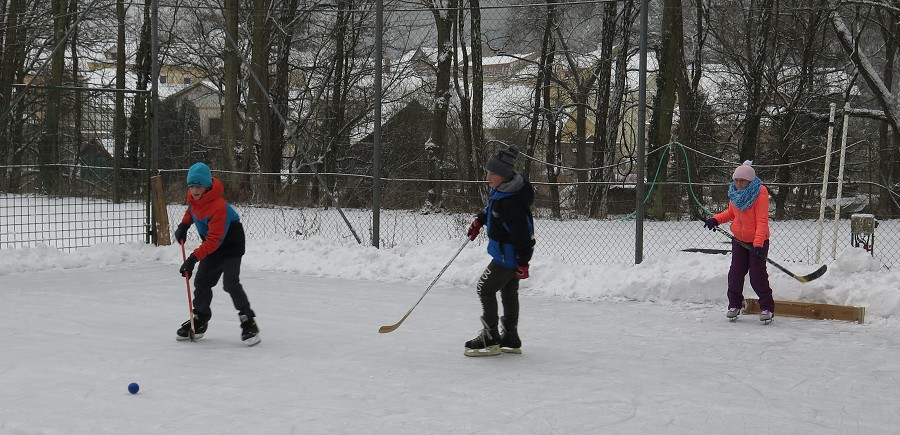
[180,241,197,342]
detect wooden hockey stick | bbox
[378,238,470,333]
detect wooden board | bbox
[744,298,865,324]
[150,176,171,246]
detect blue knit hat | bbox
[186,162,212,187]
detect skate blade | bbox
[464,345,501,357]
[243,335,261,346]
[176,332,204,341]
[500,347,522,354]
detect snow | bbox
[4,228,900,432]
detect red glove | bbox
[515,264,529,279]
[467,219,483,241]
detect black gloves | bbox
[174,223,191,244]
[703,218,719,230]
[753,247,766,259]
[180,254,198,278]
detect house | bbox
[164,82,223,137]
[399,47,538,83]
[356,100,434,178]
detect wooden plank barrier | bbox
[744,298,865,324]
[151,176,171,246]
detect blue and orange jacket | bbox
[180,177,243,260]
[712,184,771,247]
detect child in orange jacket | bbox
[174,162,260,346]
[703,161,774,322]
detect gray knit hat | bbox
[484,146,519,179]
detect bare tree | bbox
[646,0,683,220]
[829,0,900,214]
[422,0,460,211]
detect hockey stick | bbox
[180,242,196,342]
[710,224,827,283]
[378,238,470,333]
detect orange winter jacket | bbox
[713,185,770,247]
[180,177,242,260]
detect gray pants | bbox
[476,261,520,329]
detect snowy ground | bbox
[3,237,900,433]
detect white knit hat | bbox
[732,160,756,180]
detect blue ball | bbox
[128,382,140,394]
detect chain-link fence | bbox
[0,85,152,251]
[2,1,899,272]
[4,163,899,268]
[148,168,900,269]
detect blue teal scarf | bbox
[728,177,762,210]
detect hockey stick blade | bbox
[378,308,413,333]
[793,264,827,283]
[708,223,827,284]
[378,238,470,334]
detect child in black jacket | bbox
[464,146,535,356]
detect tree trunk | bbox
[524,0,557,181]
[270,0,298,199]
[0,0,27,191]
[221,0,240,185]
[453,5,473,182]
[877,9,900,216]
[113,0,126,202]
[589,0,617,218]
[469,0,484,180]
[646,0,682,220]
[542,5,560,218]
[250,0,273,199]
[425,0,459,211]
[42,0,70,194]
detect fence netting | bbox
[145,168,899,269]
[0,85,151,250]
[1,1,899,272]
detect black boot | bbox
[239,313,261,346]
[499,316,521,354]
[464,316,500,357]
[176,314,208,341]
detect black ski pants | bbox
[192,254,254,324]
[476,261,520,329]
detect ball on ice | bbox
[128,382,140,394]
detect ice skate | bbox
[499,316,522,354]
[176,315,207,341]
[464,317,500,357]
[239,314,261,346]
[726,307,741,322]
[759,310,774,324]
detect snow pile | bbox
[2,235,898,322]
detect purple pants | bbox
[727,239,775,312]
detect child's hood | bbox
[187,177,225,206]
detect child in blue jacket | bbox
[464,146,535,356]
